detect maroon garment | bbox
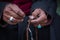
[12,0,32,15]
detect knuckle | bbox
[3,13,6,17]
[4,9,10,13]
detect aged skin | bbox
[3,4,25,25]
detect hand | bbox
[29,9,48,27]
[3,4,25,25]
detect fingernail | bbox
[29,16,34,20]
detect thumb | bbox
[32,9,41,17]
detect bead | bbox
[37,24,42,29]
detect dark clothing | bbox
[0,0,60,40]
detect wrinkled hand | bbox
[29,9,48,27]
[3,4,25,25]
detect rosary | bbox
[26,16,42,40]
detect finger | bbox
[9,5,25,18]
[5,10,23,19]
[3,15,17,25]
[29,16,35,20]
[39,23,47,26]
[4,4,19,18]
[32,9,40,17]
[39,19,48,24]
[9,4,19,13]
[31,17,47,24]
[17,9,25,18]
[13,4,25,17]
[3,14,17,23]
[3,14,22,25]
[31,12,47,23]
[32,19,48,27]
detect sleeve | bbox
[31,0,57,19]
[0,2,9,27]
